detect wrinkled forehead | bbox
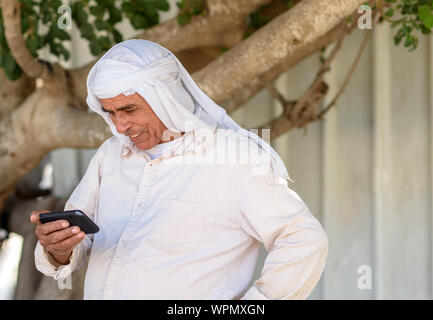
[98,92,147,106]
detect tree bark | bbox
[0,89,111,205]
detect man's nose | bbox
[114,115,132,135]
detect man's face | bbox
[99,93,169,150]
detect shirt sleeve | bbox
[34,142,105,280]
[238,166,328,300]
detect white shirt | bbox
[34,128,328,300]
[145,138,180,160]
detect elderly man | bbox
[31,40,328,300]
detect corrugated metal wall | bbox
[48,5,433,299]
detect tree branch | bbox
[317,28,371,119]
[194,0,368,108]
[289,37,344,124]
[259,18,372,139]
[44,105,111,150]
[0,69,35,120]
[0,0,47,79]
[266,83,297,116]
[0,89,111,204]
[136,0,271,50]
[220,15,356,113]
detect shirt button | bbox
[120,240,127,247]
[107,280,116,288]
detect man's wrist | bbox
[45,249,72,267]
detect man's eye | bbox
[124,109,137,114]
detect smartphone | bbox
[39,210,99,234]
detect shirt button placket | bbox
[103,279,117,299]
[103,160,159,299]
[131,160,158,222]
[103,232,131,299]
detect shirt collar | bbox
[121,127,215,161]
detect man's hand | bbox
[30,210,86,265]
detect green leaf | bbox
[90,5,105,18]
[50,0,62,8]
[131,14,148,29]
[95,19,110,31]
[4,64,22,81]
[42,9,52,24]
[108,6,122,24]
[21,0,34,8]
[385,8,394,17]
[191,0,204,15]
[420,23,432,34]
[58,45,70,61]
[177,12,191,26]
[404,34,414,47]
[121,2,134,14]
[89,38,103,55]
[72,2,88,28]
[98,36,111,50]
[3,50,22,81]
[0,50,5,68]
[0,25,7,49]
[394,28,405,45]
[418,5,433,28]
[4,51,17,73]
[155,0,170,11]
[145,4,158,16]
[80,23,95,40]
[99,0,115,6]
[402,24,412,34]
[176,0,185,9]
[112,28,123,43]
[36,34,44,49]
[411,19,420,30]
[51,25,71,41]
[40,1,50,14]
[49,41,61,57]
[402,4,411,14]
[408,36,419,51]
[391,18,405,28]
[21,12,31,33]
[25,34,39,57]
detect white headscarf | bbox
[86,39,292,182]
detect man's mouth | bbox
[130,130,147,140]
